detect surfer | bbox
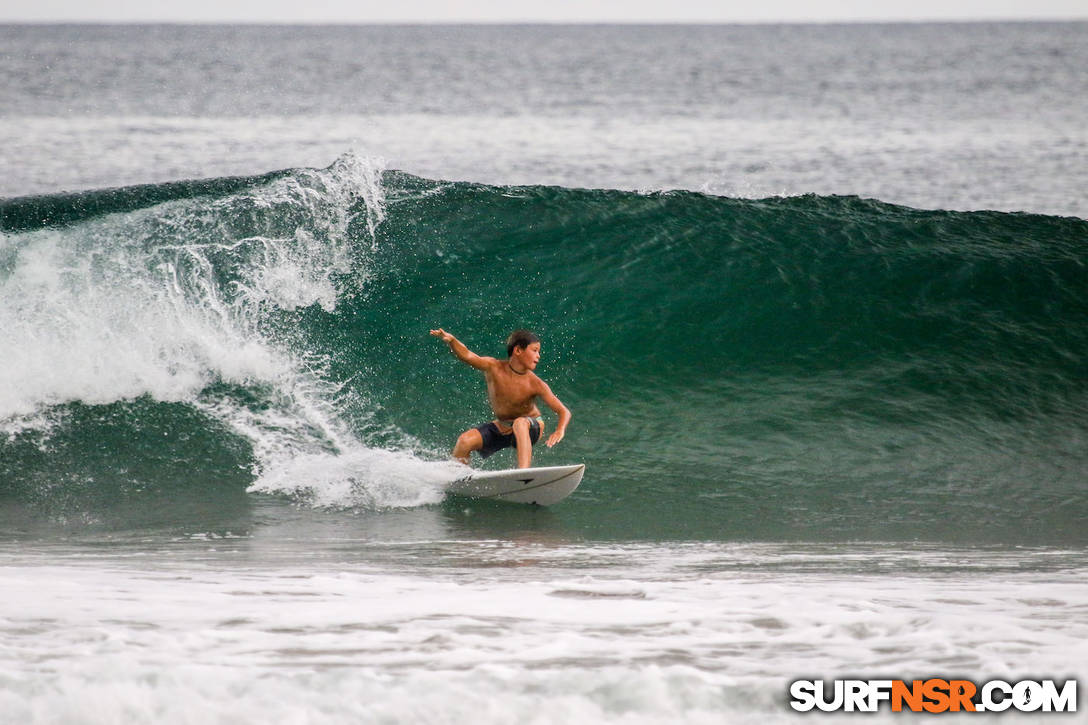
[430,328,571,468]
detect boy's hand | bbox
[430,328,453,343]
[546,429,565,448]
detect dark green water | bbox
[2,160,1086,543]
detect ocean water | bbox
[2,22,1087,723]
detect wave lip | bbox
[0,170,291,233]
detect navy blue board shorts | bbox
[474,417,542,458]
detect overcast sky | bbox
[2,0,1086,23]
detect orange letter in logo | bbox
[949,680,977,712]
[892,680,923,712]
[922,679,951,713]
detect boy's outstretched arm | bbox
[430,328,493,371]
[538,381,571,448]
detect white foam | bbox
[1,152,453,509]
[1,154,373,415]
[245,447,464,509]
[1,544,1085,724]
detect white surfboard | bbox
[447,464,585,506]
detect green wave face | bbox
[3,158,1087,542]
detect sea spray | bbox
[1,154,458,512]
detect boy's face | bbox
[513,342,541,371]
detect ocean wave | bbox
[2,154,1086,541]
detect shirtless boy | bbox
[430,328,571,469]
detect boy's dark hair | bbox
[506,329,540,357]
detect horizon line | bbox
[3,17,1087,26]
